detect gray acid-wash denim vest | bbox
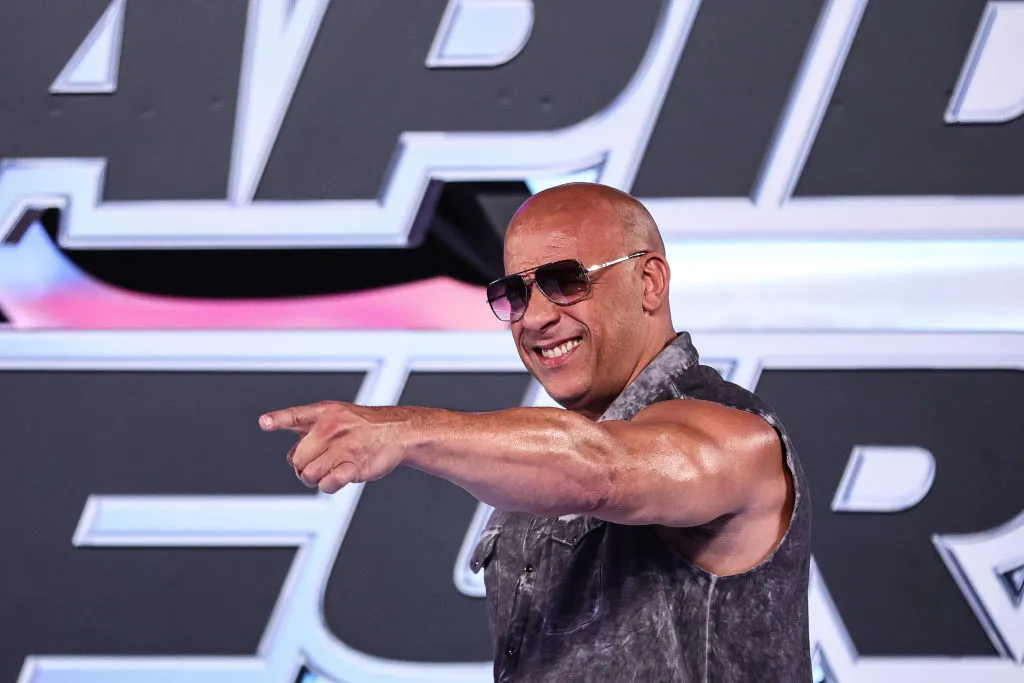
[472,333,812,682]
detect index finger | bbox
[259,405,319,433]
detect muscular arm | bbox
[404,399,783,526]
[263,398,786,528]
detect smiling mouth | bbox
[536,338,581,360]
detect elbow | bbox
[548,410,618,516]
[577,421,625,517]
[583,463,615,516]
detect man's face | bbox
[503,209,643,417]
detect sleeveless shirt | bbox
[471,332,812,682]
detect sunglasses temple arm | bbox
[586,251,647,273]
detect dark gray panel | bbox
[258,0,661,200]
[0,0,245,200]
[796,0,1024,196]
[632,0,824,197]
[324,371,533,662]
[0,370,363,682]
[754,368,1024,656]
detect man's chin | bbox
[538,381,588,411]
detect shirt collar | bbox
[599,332,699,422]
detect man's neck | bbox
[624,327,680,388]
[571,327,680,422]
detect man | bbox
[260,183,811,682]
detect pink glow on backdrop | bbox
[5,277,503,330]
[0,224,504,330]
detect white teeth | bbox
[540,339,580,359]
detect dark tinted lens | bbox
[535,260,589,304]
[487,276,529,321]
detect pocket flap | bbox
[550,514,606,547]
[470,528,500,573]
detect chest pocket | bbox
[539,515,608,634]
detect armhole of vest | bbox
[668,396,804,579]
[726,402,803,570]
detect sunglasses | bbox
[487,251,648,322]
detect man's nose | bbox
[519,283,560,332]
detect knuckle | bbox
[314,400,337,415]
[318,417,342,437]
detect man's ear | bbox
[640,254,670,313]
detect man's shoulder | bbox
[634,361,778,429]
[633,395,771,434]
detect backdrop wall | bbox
[0,2,1022,682]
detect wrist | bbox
[391,405,444,472]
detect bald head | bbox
[500,183,676,417]
[507,183,665,256]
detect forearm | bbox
[396,406,615,516]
